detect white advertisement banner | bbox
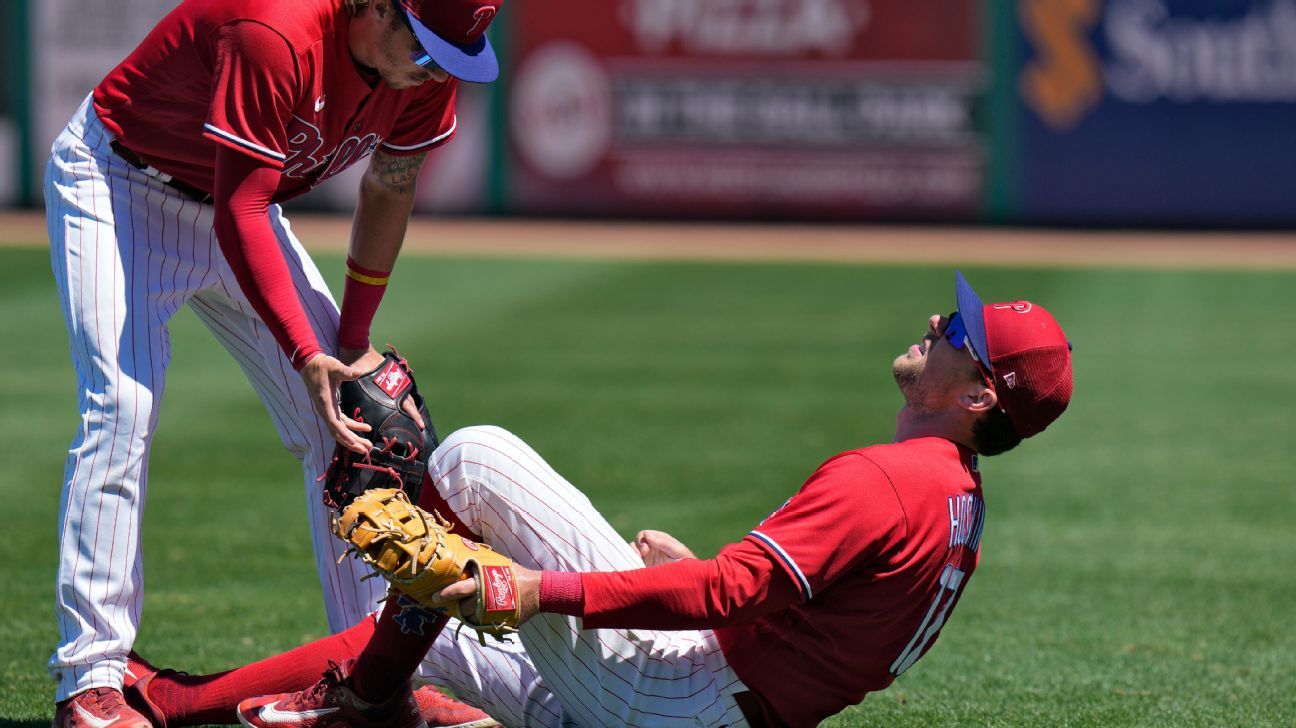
[31,0,177,188]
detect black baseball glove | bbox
[322,349,438,509]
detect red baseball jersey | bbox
[93,0,458,201]
[718,437,985,726]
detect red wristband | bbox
[337,256,390,350]
[293,348,326,372]
[538,571,585,616]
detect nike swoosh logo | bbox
[73,703,117,728]
[258,700,340,723]
[315,96,326,112]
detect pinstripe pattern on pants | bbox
[419,426,751,727]
[44,94,386,700]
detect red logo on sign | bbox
[372,361,410,398]
[482,565,516,611]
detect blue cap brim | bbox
[409,21,498,83]
[955,270,992,373]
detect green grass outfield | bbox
[3,245,1294,726]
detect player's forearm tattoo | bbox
[368,151,428,196]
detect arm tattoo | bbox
[367,150,428,196]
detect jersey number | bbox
[889,563,965,677]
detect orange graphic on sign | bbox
[1018,0,1103,131]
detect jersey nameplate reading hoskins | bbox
[889,492,985,678]
[947,493,985,550]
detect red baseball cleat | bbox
[236,660,426,728]
[413,686,500,728]
[122,651,172,727]
[53,687,151,728]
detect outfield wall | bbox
[5,0,1294,226]
[1008,0,1296,226]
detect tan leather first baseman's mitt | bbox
[333,488,521,643]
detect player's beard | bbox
[892,354,938,415]
[892,352,922,391]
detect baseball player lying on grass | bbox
[118,272,1073,727]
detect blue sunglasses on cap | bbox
[945,311,994,384]
[392,2,443,71]
[944,310,971,351]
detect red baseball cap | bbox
[398,0,503,83]
[954,271,1073,438]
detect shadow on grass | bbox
[0,721,49,728]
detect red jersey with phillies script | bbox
[578,437,985,727]
[93,0,457,201]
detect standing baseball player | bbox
[45,0,504,726]
[118,272,1074,727]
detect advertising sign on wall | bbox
[1016,0,1296,225]
[507,0,988,219]
[29,0,176,198]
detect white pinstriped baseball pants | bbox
[416,426,751,727]
[44,95,386,700]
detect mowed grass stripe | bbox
[3,248,1292,726]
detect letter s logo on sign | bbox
[468,6,496,35]
[1018,0,1103,131]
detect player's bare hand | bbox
[634,530,696,566]
[339,345,425,430]
[300,353,373,454]
[431,566,541,625]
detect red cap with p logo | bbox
[955,272,1073,438]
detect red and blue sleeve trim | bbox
[203,123,286,165]
[748,530,812,600]
[380,116,457,154]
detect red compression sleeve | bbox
[337,256,390,350]
[212,146,323,370]
[577,538,801,630]
[539,570,584,615]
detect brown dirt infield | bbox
[5,210,1295,271]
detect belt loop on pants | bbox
[109,141,215,204]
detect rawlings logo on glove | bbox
[372,360,410,398]
[333,488,522,643]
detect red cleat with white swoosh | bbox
[235,659,425,728]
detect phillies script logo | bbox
[993,301,1034,314]
[482,565,517,611]
[283,115,380,182]
[468,6,497,35]
[373,361,410,398]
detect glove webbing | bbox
[334,504,452,580]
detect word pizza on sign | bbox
[618,0,871,55]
